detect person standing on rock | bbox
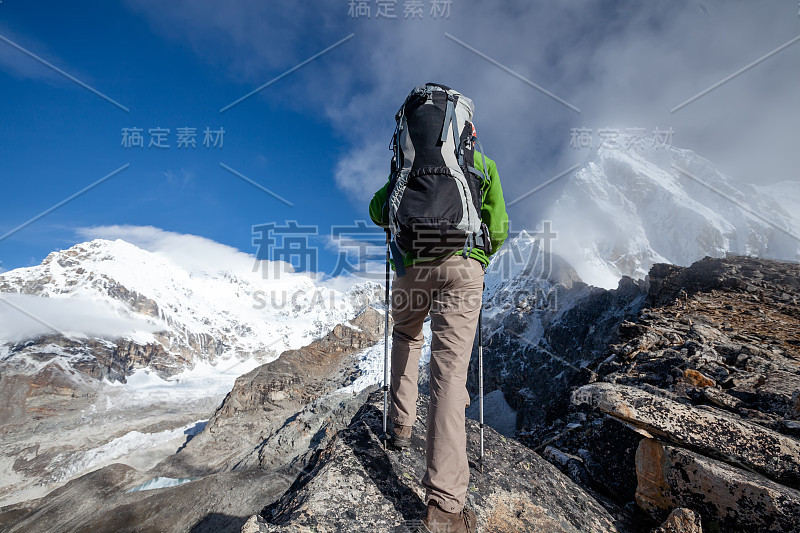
[368,83,508,533]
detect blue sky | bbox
[1,1,350,273]
[1,1,798,276]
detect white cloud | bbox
[74,224,296,279]
[334,140,391,202]
[123,1,800,209]
[0,293,162,343]
[121,0,800,289]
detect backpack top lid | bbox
[424,81,452,91]
[397,83,474,124]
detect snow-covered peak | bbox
[0,237,382,375]
[547,145,800,288]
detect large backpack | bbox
[387,83,490,274]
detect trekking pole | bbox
[382,230,391,450]
[478,283,485,473]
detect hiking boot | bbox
[418,501,477,533]
[390,423,412,449]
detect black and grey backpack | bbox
[387,83,490,275]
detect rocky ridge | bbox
[3,244,798,532]
[243,390,621,533]
[539,256,800,532]
[162,306,388,476]
[477,261,647,436]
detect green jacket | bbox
[368,152,509,268]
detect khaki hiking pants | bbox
[389,253,484,513]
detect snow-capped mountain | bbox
[0,238,382,381]
[547,145,800,288]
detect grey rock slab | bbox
[0,462,294,533]
[247,390,620,533]
[636,439,800,533]
[572,382,800,485]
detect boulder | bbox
[636,439,800,533]
[572,382,800,485]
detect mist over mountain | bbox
[545,145,799,289]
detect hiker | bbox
[368,83,508,533]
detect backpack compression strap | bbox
[440,92,456,143]
[390,239,406,277]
